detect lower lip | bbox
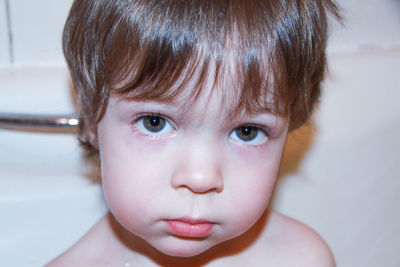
[165,220,213,238]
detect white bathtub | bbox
[0,66,107,266]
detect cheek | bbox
[224,143,284,233]
[227,169,276,235]
[99,135,169,229]
[101,158,146,228]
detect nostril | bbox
[171,165,224,194]
[178,184,222,194]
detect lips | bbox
[165,218,214,238]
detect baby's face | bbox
[97,88,288,257]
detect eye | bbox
[135,114,174,136]
[230,125,268,145]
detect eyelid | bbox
[132,112,174,123]
[235,123,272,137]
[132,112,161,122]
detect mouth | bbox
[165,217,214,238]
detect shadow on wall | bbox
[395,0,400,9]
[268,123,315,208]
[279,124,315,178]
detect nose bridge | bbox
[171,134,223,193]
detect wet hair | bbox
[63,0,341,155]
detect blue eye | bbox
[136,114,174,135]
[230,126,267,145]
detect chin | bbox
[154,238,215,258]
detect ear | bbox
[84,123,99,150]
[88,129,99,150]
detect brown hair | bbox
[63,0,341,155]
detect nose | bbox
[171,141,224,194]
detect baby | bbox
[49,0,340,266]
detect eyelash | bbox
[131,113,272,145]
[131,113,175,137]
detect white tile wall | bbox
[0,0,10,65]
[7,0,73,65]
[329,0,400,52]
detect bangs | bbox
[102,0,296,120]
[107,38,280,118]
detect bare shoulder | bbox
[46,251,85,267]
[45,234,102,267]
[45,216,112,267]
[262,209,335,267]
[46,243,91,267]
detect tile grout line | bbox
[5,0,14,64]
[328,43,400,57]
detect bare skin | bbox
[48,208,335,267]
